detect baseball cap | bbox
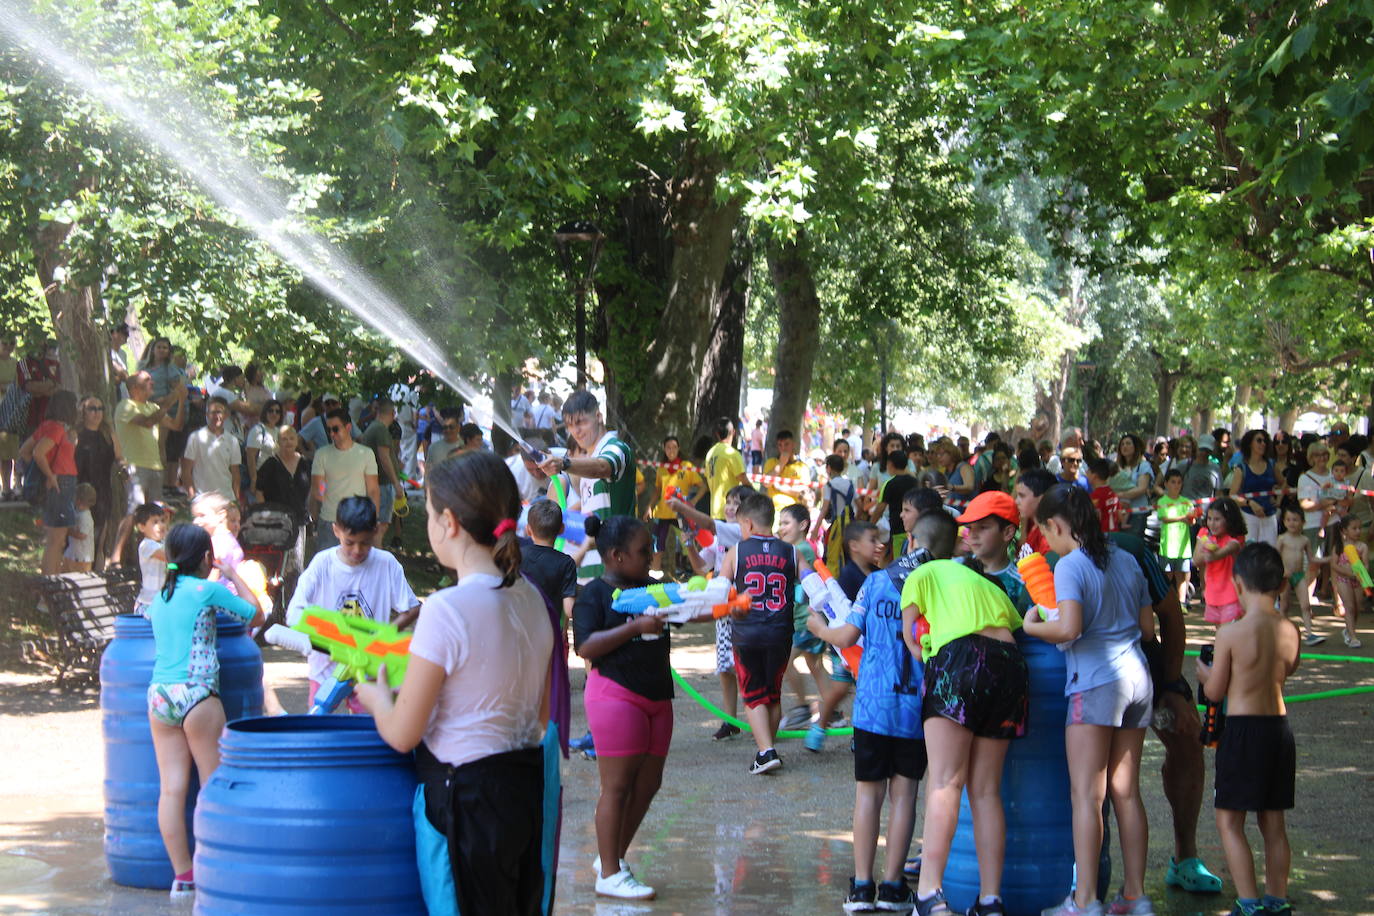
[322,393,341,403]
[955,490,1020,527]
[1196,434,1217,451]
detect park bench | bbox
[24,567,140,683]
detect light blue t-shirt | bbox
[846,550,930,739]
[1051,545,1150,695]
[149,576,256,686]
[300,415,330,450]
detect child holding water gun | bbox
[1023,484,1156,916]
[1328,514,1367,648]
[572,516,673,900]
[146,523,266,897]
[132,503,168,617]
[358,450,556,916]
[1194,497,1247,625]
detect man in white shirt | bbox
[310,408,379,552]
[207,365,256,443]
[181,397,241,502]
[532,391,557,431]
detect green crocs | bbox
[1167,857,1223,893]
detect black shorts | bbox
[733,642,792,709]
[1215,715,1295,812]
[853,728,928,783]
[922,634,1028,740]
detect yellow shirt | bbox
[652,463,705,520]
[763,456,808,511]
[115,398,162,470]
[705,441,745,520]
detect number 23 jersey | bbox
[732,535,798,648]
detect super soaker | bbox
[265,608,411,714]
[611,576,751,640]
[1017,553,1059,622]
[800,560,864,675]
[1343,544,1374,596]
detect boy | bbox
[61,483,98,572]
[132,502,169,617]
[1086,457,1125,533]
[778,503,826,730]
[722,492,800,773]
[520,498,578,627]
[1329,458,1354,521]
[1156,469,1194,610]
[287,496,420,713]
[807,509,937,913]
[1195,543,1300,916]
[955,491,1030,614]
[808,522,882,751]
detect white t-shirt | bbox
[245,423,279,468]
[1297,470,1337,530]
[185,428,240,500]
[137,537,166,608]
[286,546,419,683]
[207,384,246,441]
[699,520,743,574]
[532,402,557,430]
[506,453,542,502]
[63,509,94,563]
[408,574,553,767]
[312,442,378,522]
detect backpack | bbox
[823,477,857,571]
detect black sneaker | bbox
[844,877,877,912]
[965,897,1005,916]
[748,748,782,774]
[711,721,742,741]
[914,890,951,916]
[877,880,915,912]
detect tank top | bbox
[1240,459,1276,516]
[731,535,797,647]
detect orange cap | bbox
[955,490,1020,527]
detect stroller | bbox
[239,502,303,636]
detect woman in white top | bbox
[359,450,554,916]
[244,400,284,497]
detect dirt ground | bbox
[1,613,1372,915]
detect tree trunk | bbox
[689,228,751,462]
[765,232,822,456]
[1196,407,1214,437]
[33,209,109,403]
[1035,350,1072,446]
[1231,383,1253,437]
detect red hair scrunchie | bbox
[492,518,517,538]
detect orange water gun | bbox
[1017,553,1059,621]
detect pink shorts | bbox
[308,677,365,715]
[584,669,673,758]
[1205,601,1243,625]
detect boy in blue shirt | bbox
[808,514,938,912]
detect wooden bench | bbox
[25,567,140,683]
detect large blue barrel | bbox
[945,631,1109,915]
[192,716,424,915]
[101,612,263,889]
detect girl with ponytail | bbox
[357,449,557,916]
[1024,484,1157,915]
[146,522,266,896]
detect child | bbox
[287,496,421,712]
[61,482,98,572]
[192,493,245,593]
[147,523,266,896]
[900,511,1028,916]
[1328,514,1366,648]
[957,491,1030,614]
[1195,497,1247,626]
[571,516,671,900]
[777,503,826,731]
[722,492,801,774]
[807,521,881,751]
[132,503,169,617]
[1023,484,1156,916]
[1275,503,1323,646]
[1329,459,1355,522]
[1086,458,1125,533]
[1013,468,1059,560]
[1195,543,1300,916]
[358,450,557,915]
[1156,469,1194,611]
[520,498,579,628]
[807,510,939,913]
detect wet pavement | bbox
[2,620,1373,915]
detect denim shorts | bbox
[42,475,76,528]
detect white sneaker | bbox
[169,878,195,899]
[596,867,656,900]
[1344,631,1363,648]
[593,855,631,875]
[780,704,812,730]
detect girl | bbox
[358,450,556,915]
[1194,497,1247,625]
[1275,503,1323,646]
[1012,468,1058,560]
[1329,515,1366,648]
[1227,429,1278,546]
[572,517,671,900]
[1110,434,1154,538]
[1023,484,1156,916]
[32,390,79,574]
[132,503,169,617]
[147,523,265,896]
[192,493,245,591]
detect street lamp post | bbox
[554,221,605,390]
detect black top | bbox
[572,577,673,701]
[731,535,797,648]
[881,473,918,533]
[257,454,312,523]
[838,560,868,602]
[75,427,116,509]
[521,544,578,608]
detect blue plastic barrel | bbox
[101,613,263,889]
[192,716,425,915]
[945,631,1109,915]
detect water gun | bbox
[1198,643,1223,748]
[399,471,421,490]
[611,576,751,639]
[1017,553,1059,622]
[909,616,931,661]
[1343,544,1374,596]
[392,488,410,517]
[799,560,864,675]
[667,487,715,547]
[264,608,410,714]
[1196,529,1218,554]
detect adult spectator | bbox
[138,336,190,490]
[506,434,548,503]
[510,383,532,433]
[0,333,17,499]
[299,393,342,458]
[1154,435,1197,495]
[1327,421,1351,457]
[1272,430,1301,491]
[1344,435,1374,544]
[531,390,557,432]
[1045,427,1084,475]
[1227,428,1278,545]
[1054,445,1090,491]
[107,323,133,397]
[703,416,748,520]
[536,390,634,521]
[181,397,241,503]
[424,408,465,469]
[1296,440,1337,554]
[397,401,419,481]
[1211,427,1234,468]
[310,407,379,552]
[358,399,402,546]
[762,429,808,510]
[75,394,119,571]
[242,362,274,412]
[208,365,255,442]
[113,370,186,560]
[16,337,61,436]
[246,400,285,497]
[1112,433,1155,537]
[870,450,917,553]
[32,390,78,574]
[1182,434,1223,504]
[256,424,312,525]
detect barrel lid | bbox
[220,715,413,769]
[112,611,249,636]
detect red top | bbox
[35,419,76,477]
[1023,523,1049,556]
[1090,485,1122,533]
[17,357,60,431]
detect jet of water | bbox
[0,1,527,444]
